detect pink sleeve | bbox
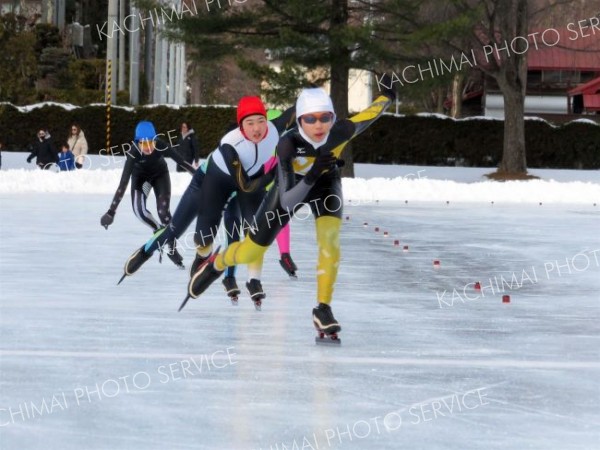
[263,155,278,174]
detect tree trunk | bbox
[498,84,527,173]
[329,0,354,177]
[330,60,354,177]
[451,72,464,118]
[436,86,444,113]
[494,0,528,175]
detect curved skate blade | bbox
[178,294,191,312]
[315,334,341,346]
[117,273,127,285]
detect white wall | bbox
[485,94,569,118]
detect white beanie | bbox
[296,88,336,121]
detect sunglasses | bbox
[301,113,334,124]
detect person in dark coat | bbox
[175,122,200,172]
[26,129,58,170]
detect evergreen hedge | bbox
[1,103,598,169]
[352,115,600,169]
[0,103,236,157]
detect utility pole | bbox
[168,42,176,104]
[106,0,118,104]
[129,1,140,105]
[55,0,66,30]
[145,23,154,103]
[118,0,126,92]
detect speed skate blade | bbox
[117,273,127,285]
[315,335,341,346]
[178,294,191,312]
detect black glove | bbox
[100,210,115,229]
[26,156,33,163]
[305,152,337,184]
[336,159,346,168]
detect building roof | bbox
[568,76,600,95]
[582,94,600,111]
[527,28,600,71]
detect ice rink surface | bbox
[1,190,599,449]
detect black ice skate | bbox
[279,253,298,278]
[245,279,266,311]
[222,276,241,305]
[312,303,341,345]
[179,247,223,311]
[189,252,208,277]
[118,246,152,284]
[118,227,167,283]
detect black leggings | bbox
[144,168,245,256]
[192,161,265,249]
[130,170,172,231]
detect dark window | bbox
[528,70,542,84]
[581,71,597,83]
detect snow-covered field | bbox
[2,151,599,204]
[0,153,599,449]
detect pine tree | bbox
[158,0,390,175]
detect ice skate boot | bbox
[179,247,223,311]
[222,276,241,305]
[118,246,152,284]
[246,279,265,311]
[313,303,341,345]
[279,253,298,278]
[118,227,167,283]
[189,252,208,277]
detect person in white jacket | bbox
[67,124,88,169]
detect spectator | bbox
[26,129,58,170]
[175,121,199,172]
[57,142,76,171]
[67,124,89,169]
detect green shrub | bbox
[1,104,598,169]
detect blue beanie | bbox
[134,121,157,142]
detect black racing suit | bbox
[108,139,195,230]
[140,108,296,254]
[214,93,395,303]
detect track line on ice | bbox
[1,349,599,369]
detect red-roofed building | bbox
[568,76,600,113]
[484,22,600,120]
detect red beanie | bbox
[237,96,267,126]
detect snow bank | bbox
[1,152,598,204]
[383,112,599,127]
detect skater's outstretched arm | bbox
[160,139,196,174]
[325,92,395,159]
[270,106,296,134]
[101,153,135,228]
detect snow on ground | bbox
[1,152,599,204]
[0,152,599,449]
